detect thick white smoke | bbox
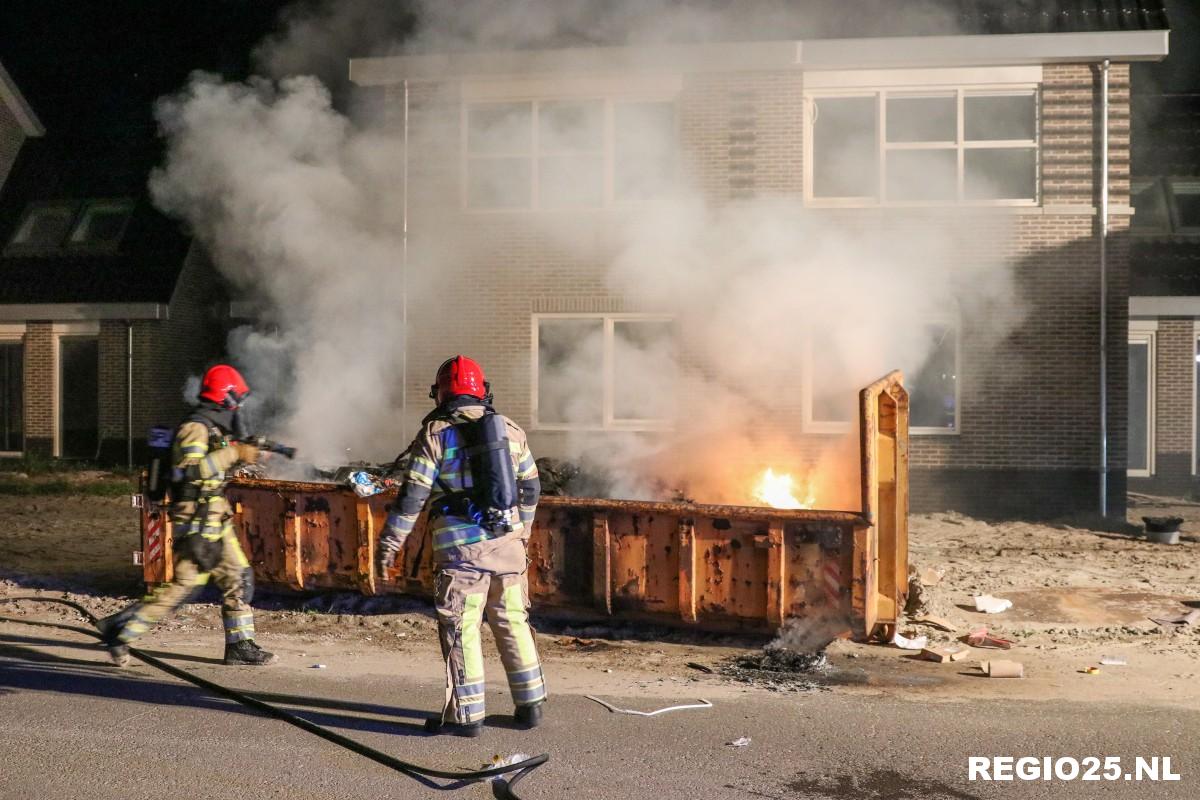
[150,1,1025,505]
[150,74,409,464]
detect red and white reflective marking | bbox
[145,513,164,564]
[823,561,840,606]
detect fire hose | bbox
[0,596,548,799]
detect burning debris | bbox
[752,468,815,510]
[721,645,830,692]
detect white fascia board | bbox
[0,303,167,321]
[1129,296,1200,317]
[350,41,801,84]
[351,29,1167,85]
[801,30,1169,70]
[0,60,45,136]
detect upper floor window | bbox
[69,200,134,248]
[808,89,1039,206]
[465,100,676,211]
[6,198,134,253]
[1134,178,1200,235]
[7,203,75,250]
[533,313,675,430]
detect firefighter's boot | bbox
[95,613,131,667]
[423,716,483,738]
[514,700,544,729]
[223,639,278,666]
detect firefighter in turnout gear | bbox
[97,365,277,667]
[377,355,544,737]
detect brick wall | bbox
[384,60,1130,518]
[22,322,53,457]
[96,245,225,463]
[0,97,26,190]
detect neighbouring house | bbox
[1127,93,1200,497]
[348,1,1169,519]
[0,128,226,462]
[0,60,43,187]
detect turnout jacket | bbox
[381,403,540,565]
[171,414,241,536]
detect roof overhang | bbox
[350,29,1169,85]
[0,60,44,137]
[0,303,168,321]
[1130,296,1200,316]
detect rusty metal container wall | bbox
[139,373,909,638]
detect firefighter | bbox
[377,355,544,737]
[97,365,276,667]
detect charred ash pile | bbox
[721,645,831,692]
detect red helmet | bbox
[199,364,250,409]
[430,355,489,404]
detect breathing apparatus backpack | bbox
[437,411,519,534]
[143,412,227,506]
[144,425,175,504]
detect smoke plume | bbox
[150,0,1025,505]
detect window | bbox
[803,333,856,432]
[909,324,959,433]
[7,203,75,250]
[809,89,1038,205]
[533,314,675,430]
[0,341,22,453]
[1170,180,1200,234]
[465,99,676,210]
[69,199,133,248]
[1131,179,1171,234]
[1128,325,1156,477]
[802,324,959,435]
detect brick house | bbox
[1127,93,1200,496]
[0,128,227,463]
[345,2,1169,519]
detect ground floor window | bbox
[533,314,675,430]
[0,341,23,452]
[1128,325,1156,477]
[803,323,959,435]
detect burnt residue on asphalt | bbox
[786,769,983,799]
[719,646,833,691]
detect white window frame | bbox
[461,96,678,212]
[52,321,100,459]
[1128,321,1157,478]
[531,312,675,432]
[0,323,26,457]
[804,85,1040,208]
[1168,179,1200,235]
[801,322,961,436]
[1193,321,1200,477]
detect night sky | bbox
[0,1,1196,138]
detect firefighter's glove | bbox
[377,535,403,578]
[235,443,261,464]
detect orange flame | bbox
[752,468,814,509]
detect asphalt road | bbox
[0,620,1196,800]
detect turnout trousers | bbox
[435,536,547,725]
[115,519,256,646]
